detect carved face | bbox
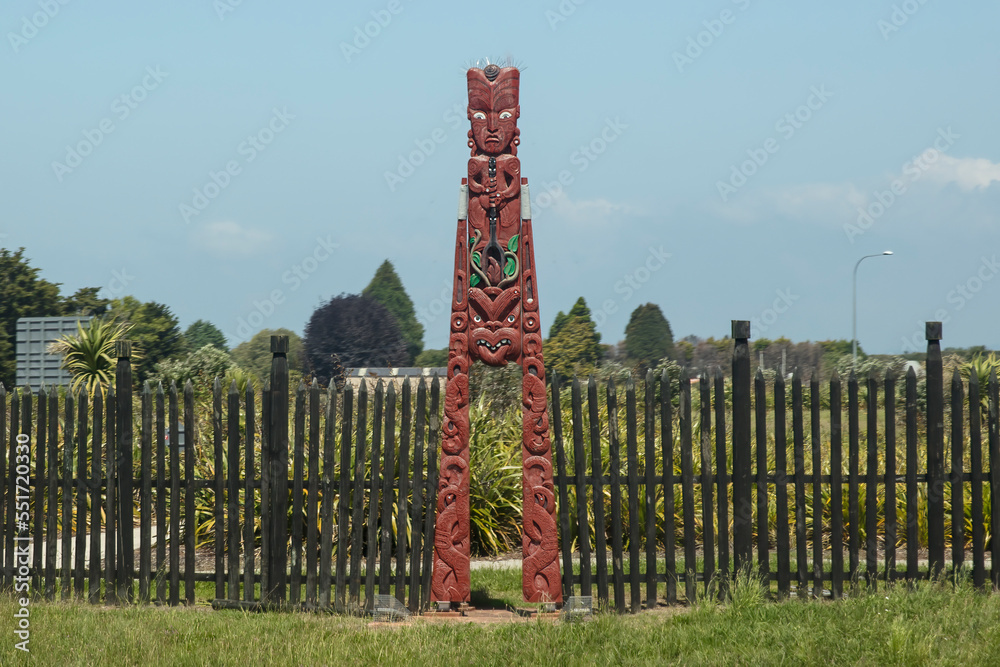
[468,287,521,365]
[467,66,520,155]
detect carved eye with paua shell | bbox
[499,111,512,120]
[472,112,486,120]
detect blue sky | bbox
[3,0,999,356]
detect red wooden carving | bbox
[432,64,561,605]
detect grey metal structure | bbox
[15,316,91,387]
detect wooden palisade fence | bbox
[0,336,442,613]
[551,321,1000,612]
[1,323,999,614]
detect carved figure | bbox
[432,64,561,605]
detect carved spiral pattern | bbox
[431,218,474,603]
[432,455,471,600]
[442,335,469,456]
[518,215,561,603]
[520,355,560,601]
[522,373,550,456]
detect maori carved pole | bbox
[432,64,561,604]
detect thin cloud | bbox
[710,154,1000,228]
[925,155,1000,191]
[540,191,643,226]
[193,220,272,256]
[711,183,866,224]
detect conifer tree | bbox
[624,303,675,370]
[545,297,602,377]
[362,260,424,364]
[184,319,228,352]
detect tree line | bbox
[0,249,431,391]
[2,247,995,392]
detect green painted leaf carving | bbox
[472,252,481,267]
[504,257,516,277]
[469,237,476,248]
[508,234,519,253]
[470,274,480,287]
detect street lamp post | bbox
[852,250,894,367]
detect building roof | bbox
[345,367,446,378]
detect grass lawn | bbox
[4,567,1000,666]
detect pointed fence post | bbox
[731,320,753,575]
[987,369,1000,589]
[268,335,290,603]
[115,341,134,603]
[925,322,945,577]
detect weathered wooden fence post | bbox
[115,341,134,602]
[0,383,6,591]
[969,370,985,588]
[950,367,965,573]
[925,322,945,576]
[28,385,41,596]
[678,369,695,602]
[550,372,573,602]
[139,381,151,603]
[184,381,196,604]
[731,320,753,574]
[267,335,290,602]
[988,368,1000,589]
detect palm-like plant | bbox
[47,317,136,395]
[961,353,1000,418]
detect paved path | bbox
[25,525,155,567]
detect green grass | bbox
[6,568,1000,665]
